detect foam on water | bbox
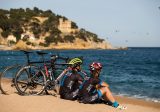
[115,93,160,103]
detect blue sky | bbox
[0,0,160,47]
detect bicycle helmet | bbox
[68,57,83,68]
[90,62,102,71]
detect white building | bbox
[58,18,79,34]
[21,33,35,42]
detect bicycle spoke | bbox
[15,65,46,95]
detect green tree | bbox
[1,30,10,38]
[0,9,9,14]
[25,8,37,17]
[64,35,75,43]
[45,35,58,45]
[43,15,58,29]
[71,22,78,29]
[76,29,87,41]
[30,22,41,38]
[33,7,41,14]
[0,13,10,31]
[41,10,55,17]
[12,27,23,41]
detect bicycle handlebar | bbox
[58,56,69,61]
[51,55,69,62]
[36,51,48,55]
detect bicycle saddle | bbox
[36,51,48,55]
[21,50,33,54]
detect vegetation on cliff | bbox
[0,7,109,49]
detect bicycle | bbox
[14,51,70,96]
[0,50,49,95]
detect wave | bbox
[115,93,160,103]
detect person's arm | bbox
[56,68,69,82]
[100,82,109,87]
[95,80,109,89]
[77,74,83,84]
[80,70,89,80]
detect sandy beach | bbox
[0,92,160,112]
[0,78,160,112]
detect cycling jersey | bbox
[78,77,103,103]
[59,71,83,100]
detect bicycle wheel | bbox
[15,65,46,95]
[0,65,22,95]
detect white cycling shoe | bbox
[117,105,127,110]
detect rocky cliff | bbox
[0,8,113,50]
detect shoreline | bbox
[0,93,160,112]
[0,47,111,51]
[115,95,160,109]
[0,45,128,51]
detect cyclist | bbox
[59,57,84,100]
[78,62,126,109]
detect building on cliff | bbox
[58,18,79,34]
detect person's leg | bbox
[99,87,115,103]
[80,93,99,104]
[63,93,76,100]
[62,89,79,100]
[98,87,119,108]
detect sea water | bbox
[0,47,160,103]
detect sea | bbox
[0,47,160,103]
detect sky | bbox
[0,0,160,47]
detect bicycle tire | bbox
[14,65,46,95]
[0,65,22,95]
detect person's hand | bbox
[64,67,72,73]
[95,84,100,89]
[63,68,68,73]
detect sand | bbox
[0,93,160,112]
[0,78,160,112]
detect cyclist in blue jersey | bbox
[59,58,84,100]
[79,62,126,109]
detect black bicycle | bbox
[14,51,69,95]
[0,50,57,95]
